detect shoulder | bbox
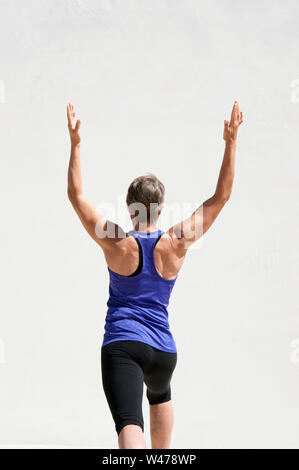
[101,232,139,274]
[156,231,187,258]
[102,232,137,256]
[153,231,188,279]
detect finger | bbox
[75,119,81,131]
[236,102,240,121]
[67,104,72,127]
[230,100,239,125]
[224,119,229,132]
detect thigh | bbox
[143,347,178,405]
[101,341,145,435]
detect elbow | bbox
[67,187,74,203]
[67,187,83,206]
[214,191,231,205]
[67,187,79,205]
[222,192,231,204]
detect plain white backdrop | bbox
[0,0,299,448]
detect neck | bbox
[132,221,158,232]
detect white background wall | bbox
[0,0,299,448]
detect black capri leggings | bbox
[101,340,178,435]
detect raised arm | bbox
[66,103,125,247]
[168,100,244,250]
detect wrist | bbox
[225,139,237,148]
[71,142,81,149]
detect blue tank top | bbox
[102,229,177,353]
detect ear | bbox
[126,203,133,218]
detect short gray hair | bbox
[126,173,165,223]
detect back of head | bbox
[126,173,165,223]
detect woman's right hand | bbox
[67,102,81,147]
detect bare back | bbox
[103,231,187,280]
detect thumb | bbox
[224,119,229,131]
[75,119,81,131]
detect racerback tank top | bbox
[101,229,177,353]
